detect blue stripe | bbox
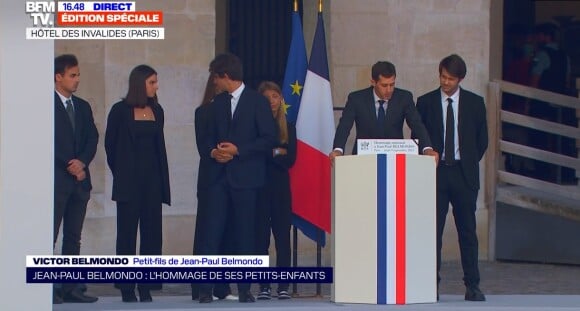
[377,154,387,304]
[307,13,329,81]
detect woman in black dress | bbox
[105,64,170,303]
[256,81,297,300]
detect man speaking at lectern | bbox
[329,61,438,161]
[414,54,488,302]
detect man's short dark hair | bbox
[439,54,467,79]
[371,61,396,81]
[54,54,78,76]
[209,53,244,81]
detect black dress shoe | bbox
[465,285,486,301]
[198,293,213,303]
[238,291,255,303]
[63,290,98,303]
[138,288,152,302]
[121,289,138,302]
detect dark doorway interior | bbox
[503,0,580,89]
[228,0,303,90]
[502,0,579,184]
[499,0,580,265]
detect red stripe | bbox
[395,154,406,304]
[289,140,331,233]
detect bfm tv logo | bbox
[25,1,55,27]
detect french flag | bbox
[290,11,334,234]
[333,154,436,304]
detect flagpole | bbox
[292,225,298,296]
[316,230,322,297]
[315,0,324,298]
[291,0,300,298]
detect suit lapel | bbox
[55,92,75,137]
[72,96,82,145]
[124,101,136,144]
[458,88,466,147]
[431,90,445,149]
[382,89,401,136]
[216,93,233,139]
[364,88,380,135]
[384,90,396,120]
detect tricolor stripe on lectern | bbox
[377,154,407,304]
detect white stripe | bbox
[296,70,334,153]
[386,154,397,304]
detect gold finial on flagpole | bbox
[318,0,323,13]
[294,0,298,12]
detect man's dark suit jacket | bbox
[333,86,432,155]
[415,88,488,190]
[204,88,277,189]
[104,100,171,204]
[54,92,98,193]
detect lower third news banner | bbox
[26,256,332,284]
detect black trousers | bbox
[436,164,480,287]
[256,180,291,292]
[191,187,232,299]
[114,196,162,291]
[197,178,258,295]
[54,184,90,294]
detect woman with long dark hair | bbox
[105,64,171,303]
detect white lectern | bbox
[331,154,436,304]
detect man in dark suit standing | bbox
[415,54,488,301]
[196,53,277,303]
[330,61,438,161]
[53,54,98,304]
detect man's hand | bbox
[67,159,86,176]
[423,148,439,165]
[218,142,239,157]
[329,149,343,165]
[211,148,234,163]
[74,170,86,181]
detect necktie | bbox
[227,94,233,120]
[65,99,75,132]
[377,100,386,134]
[444,98,454,164]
